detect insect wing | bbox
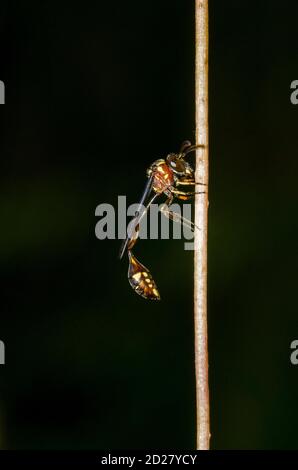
[119,176,153,259]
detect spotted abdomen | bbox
[128,251,160,300]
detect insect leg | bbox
[169,188,205,200]
[176,180,207,187]
[159,196,200,231]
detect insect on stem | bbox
[120,139,202,300]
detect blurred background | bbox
[0,0,298,449]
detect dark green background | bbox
[0,0,298,449]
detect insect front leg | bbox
[176,180,207,187]
[169,187,205,201]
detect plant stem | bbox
[194,0,210,450]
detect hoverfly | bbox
[120,141,205,300]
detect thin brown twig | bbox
[194,0,210,450]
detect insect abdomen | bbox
[128,252,160,300]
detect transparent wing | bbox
[119,176,154,259]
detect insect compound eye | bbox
[167,154,186,174]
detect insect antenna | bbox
[180,143,205,158]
